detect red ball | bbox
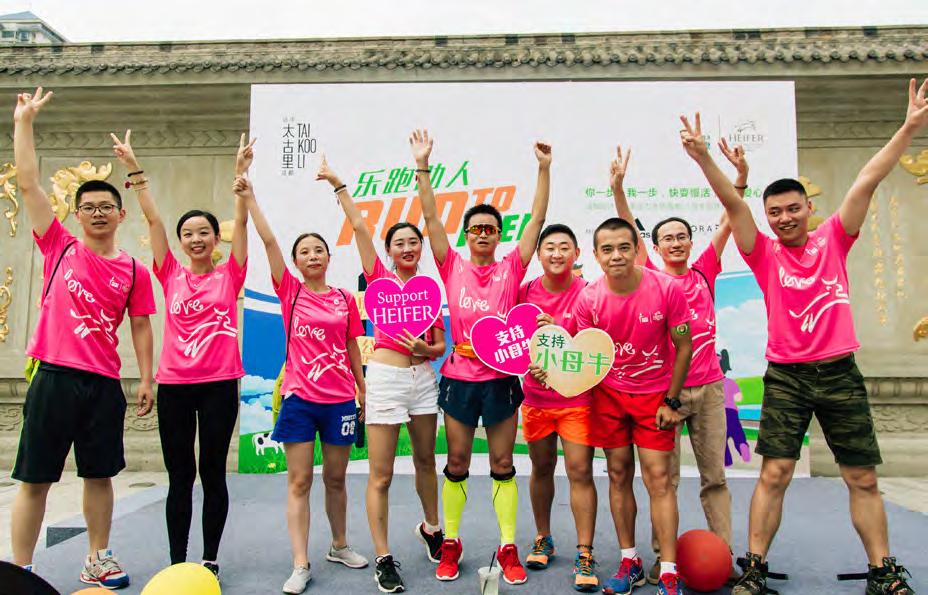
[676,529,732,592]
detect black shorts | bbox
[438,376,523,428]
[13,362,127,483]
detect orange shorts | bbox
[521,403,592,446]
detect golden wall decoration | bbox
[0,267,12,343]
[49,161,113,221]
[0,163,18,237]
[869,201,888,326]
[799,175,825,231]
[915,316,928,342]
[899,150,928,184]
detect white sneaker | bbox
[282,565,312,594]
[326,545,369,569]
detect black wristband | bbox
[333,184,347,193]
[734,184,748,190]
[415,168,431,174]
[127,170,144,177]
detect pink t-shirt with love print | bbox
[435,246,528,382]
[518,274,591,408]
[153,250,246,384]
[362,258,445,358]
[574,266,690,394]
[739,213,859,363]
[26,218,157,379]
[275,270,364,404]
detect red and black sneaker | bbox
[415,522,444,563]
[436,538,463,581]
[497,543,528,585]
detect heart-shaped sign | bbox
[528,325,615,397]
[471,303,543,375]
[363,275,442,341]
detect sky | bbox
[0,0,926,43]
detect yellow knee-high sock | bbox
[442,475,468,539]
[492,475,518,545]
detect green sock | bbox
[492,476,518,545]
[442,476,467,539]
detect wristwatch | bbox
[663,396,682,411]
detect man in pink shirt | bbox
[682,78,927,595]
[609,142,749,584]
[10,88,157,590]
[573,217,692,595]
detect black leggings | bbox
[157,379,239,563]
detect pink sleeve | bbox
[362,257,389,283]
[693,244,722,286]
[517,281,530,304]
[431,312,446,331]
[33,217,72,259]
[225,255,248,294]
[272,268,297,303]
[127,262,157,316]
[504,246,529,284]
[822,213,858,255]
[345,290,364,339]
[665,281,690,328]
[738,229,770,271]
[435,246,460,284]
[573,289,593,331]
[151,249,179,285]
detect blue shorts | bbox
[271,395,357,446]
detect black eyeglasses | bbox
[76,203,118,215]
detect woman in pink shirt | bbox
[319,156,446,592]
[109,131,252,579]
[236,174,368,595]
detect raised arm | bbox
[231,133,255,268]
[680,113,758,255]
[839,78,928,236]
[518,142,552,266]
[712,139,750,259]
[318,155,377,276]
[110,130,170,268]
[409,129,449,265]
[235,174,286,285]
[609,145,648,265]
[13,87,55,236]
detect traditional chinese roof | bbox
[0,25,924,82]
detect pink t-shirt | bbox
[436,246,528,382]
[26,218,157,379]
[647,246,724,388]
[362,258,445,358]
[152,250,246,384]
[518,275,591,408]
[574,267,690,394]
[740,213,859,363]
[274,269,364,404]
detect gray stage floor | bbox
[31,475,926,594]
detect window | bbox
[1,30,14,38]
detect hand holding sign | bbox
[363,276,442,341]
[471,303,543,375]
[529,326,615,397]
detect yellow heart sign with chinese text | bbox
[528,325,615,397]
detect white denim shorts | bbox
[365,360,440,425]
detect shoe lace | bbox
[96,555,122,575]
[378,557,402,578]
[439,540,459,561]
[613,556,637,579]
[876,559,913,594]
[661,572,679,592]
[530,536,549,556]
[575,553,595,576]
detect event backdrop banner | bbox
[239,81,804,476]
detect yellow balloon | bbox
[141,562,220,595]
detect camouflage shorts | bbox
[757,354,882,467]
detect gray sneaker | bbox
[283,565,312,594]
[326,545,369,569]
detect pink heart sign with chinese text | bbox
[528,325,615,397]
[363,275,442,341]
[471,303,543,375]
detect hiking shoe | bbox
[415,522,444,563]
[573,550,598,592]
[603,556,645,595]
[732,553,768,595]
[498,543,528,585]
[647,555,661,585]
[79,549,130,589]
[282,565,311,594]
[436,538,463,581]
[657,571,684,595]
[525,535,555,570]
[326,545,369,568]
[374,555,405,593]
[866,557,914,594]
[202,561,220,580]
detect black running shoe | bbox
[374,555,405,593]
[415,522,444,563]
[733,553,768,595]
[866,557,914,595]
[202,561,220,580]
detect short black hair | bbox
[384,222,424,252]
[463,203,503,230]
[762,178,807,204]
[291,232,330,260]
[651,217,693,245]
[176,209,220,239]
[537,223,578,250]
[75,180,122,209]
[593,217,638,249]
